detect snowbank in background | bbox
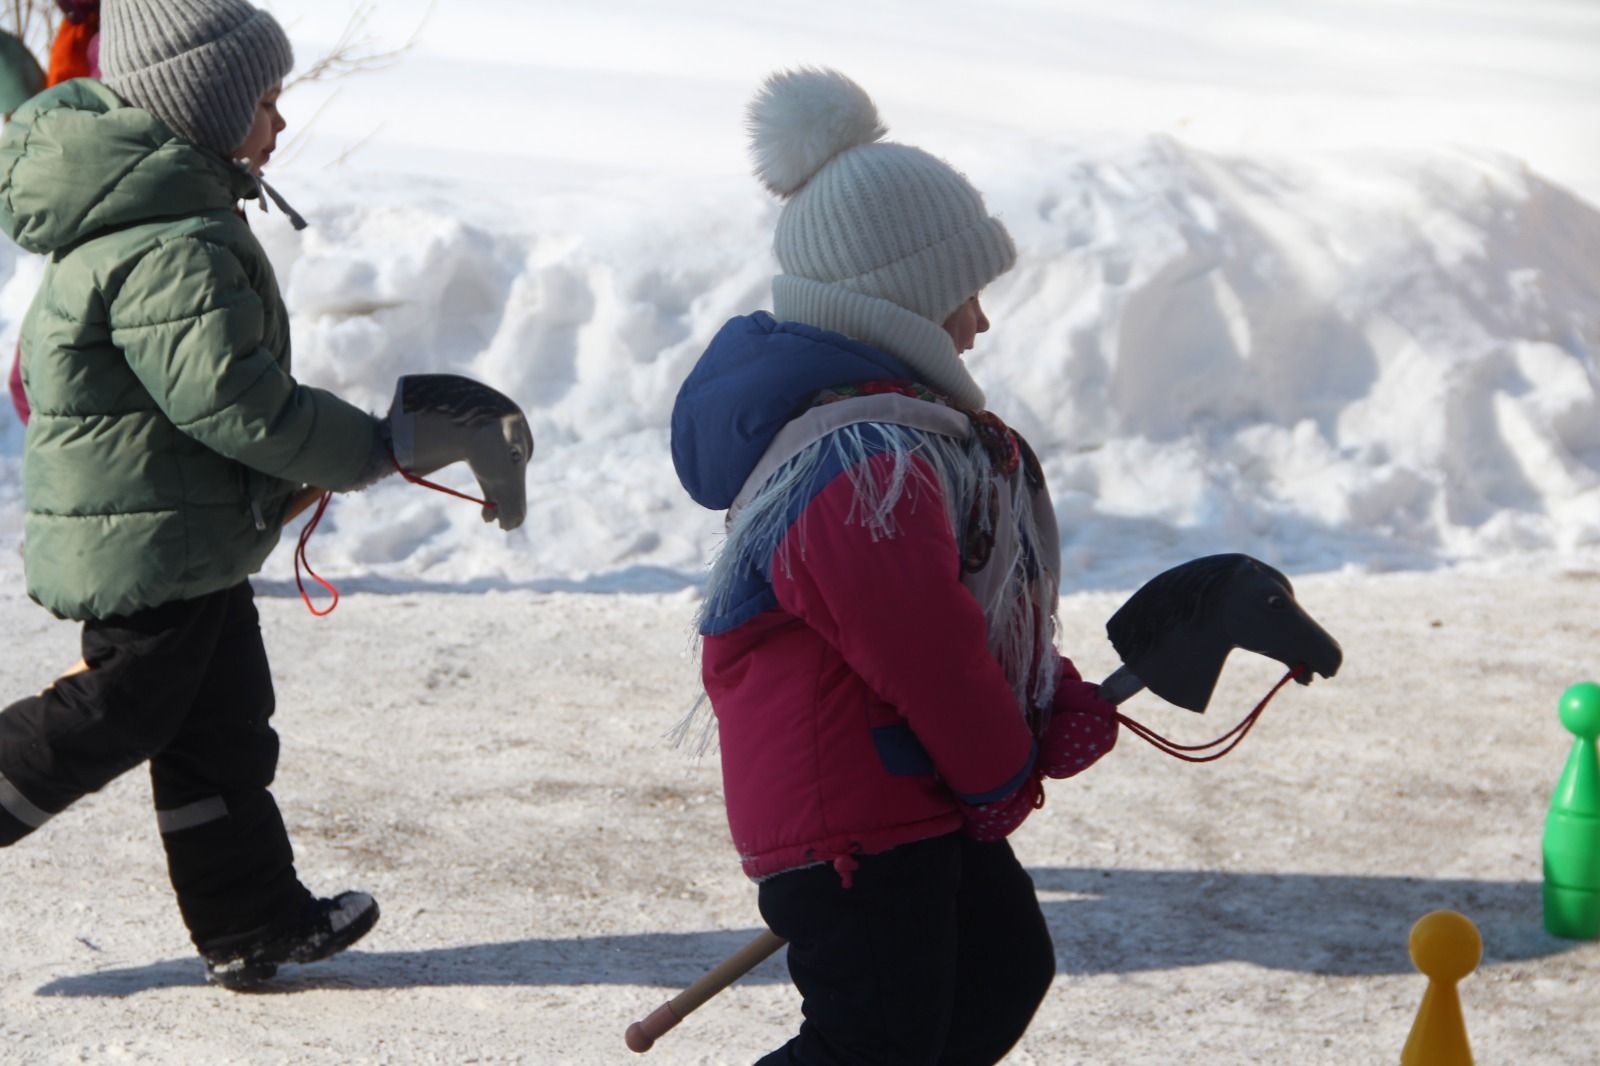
[2,135,1599,592]
[263,0,1600,207]
[3,132,1600,589]
[4,0,1600,594]
[992,139,1600,583]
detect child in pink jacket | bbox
[671,68,1121,1065]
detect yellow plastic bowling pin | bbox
[1400,910,1480,1066]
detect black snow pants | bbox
[0,581,312,952]
[755,832,1056,1066]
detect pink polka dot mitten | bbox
[1040,658,1119,780]
[960,770,1045,842]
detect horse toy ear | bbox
[1101,554,1343,713]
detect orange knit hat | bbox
[47,8,100,87]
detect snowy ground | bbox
[2,562,1598,1065]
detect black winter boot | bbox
[202,891,379,989]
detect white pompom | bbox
[747,68,887,198]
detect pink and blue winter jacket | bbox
[672,314,1047,882]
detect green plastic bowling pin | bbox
[1543,682,1600,939]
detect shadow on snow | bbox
[35,868,1578,998]
[252,565,702,599]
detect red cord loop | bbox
[294,490,338,617]
[1116,665,1305,763]
[292,451,499,615]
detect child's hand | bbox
[960,771,1044,841]
[1039,660,1119,779]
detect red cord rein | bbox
[1115,664,1306,762]
[387,452,497,510]
[293,453,497,616]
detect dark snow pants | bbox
[0,582,311,952]
[755,832,1056,1066]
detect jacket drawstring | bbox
[235,161,308,231]
[803,844,865,889]
[241,468,267,531]
[257,174,308,231]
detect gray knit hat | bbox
[749,68,1015,409]
[100,0,293,155]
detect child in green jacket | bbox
[0,0,388,988]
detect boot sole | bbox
[206,897,380,990]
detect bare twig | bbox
[271,0,434,169]
[274,84,344,168]
[2,0,59,60]
[284,0,435,91]
[327,119,384,169]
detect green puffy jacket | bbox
[0,31,44,116]
[0,80,378,620]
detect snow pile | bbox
[2,133,1599,592]
[985,139,1600,583]
[2,0,1598,594]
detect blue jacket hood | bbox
[671,313,920,510]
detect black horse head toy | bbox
[1097,554,1343,712]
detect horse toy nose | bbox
[1220,556,1343,683]
[1101,553,1343,713]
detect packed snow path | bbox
[2,566,1596,1064]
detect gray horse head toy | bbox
[387,374,535,531]
[1097,554,1343,712]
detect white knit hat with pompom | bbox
[748,67,1015,408]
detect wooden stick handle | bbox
[624,1003,680,1055]
[671,929,787,1016]
[284,485,328,524]
[625,930,787,1053]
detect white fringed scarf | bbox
[679,387,1061,752]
